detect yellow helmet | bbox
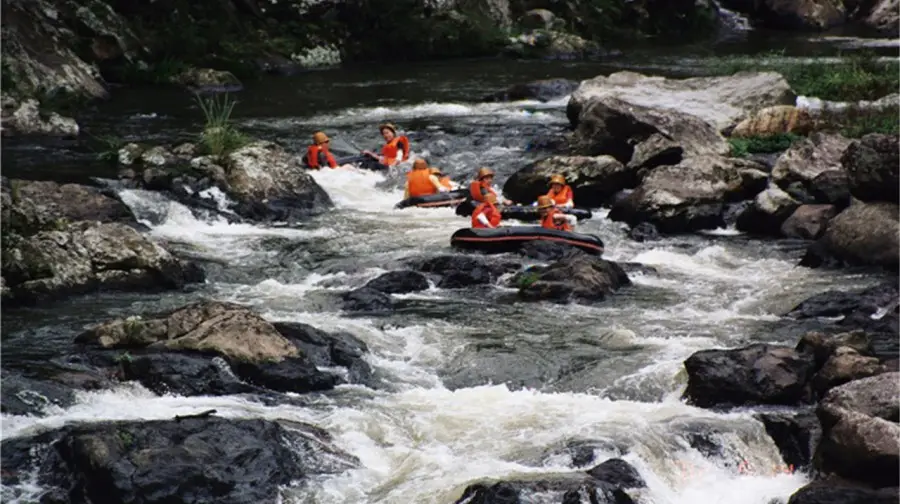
[549,174,565,185]
[537,195,554,209]
[476,167,495,180]
[312,131,329,145]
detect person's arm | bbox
[404,184,410,199]
[476,213,494,228]
[429,175,447,192]
[554,214,577,227]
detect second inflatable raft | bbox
[450,226,604,255]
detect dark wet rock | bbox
[483,78,578,103]
[502,155,633,207]
[76,301,350,395]
[0,98,79,137]
[812,347,887,397]
[1,180,136,236]
[2,221,205,306]
[1,369,77,416]
[171,67,243,92]
[683,344,816,408]
[119,351,260,397]
[453,465,641,504]
[516,254,630,303]
[771,133,852,206]
[1,417,357,504]
[787,481,898,504]
[586,458,645,488]
[815,373,900,487]
[627,222,660,242]
[517,240,589,261]
[411,254,520,288]
[796,330,879,369]
[780,204,838,240]
[608,155,763,233]
[800,202,899,270]
[272,322,376,387]
[364,270,429,294]
[756,409,821,470]
[537,439,626,469]
[739,0,846,30]
[736,183,801,236]
[343,286,394,312]
[843,133,900,204]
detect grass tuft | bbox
[194,92,248,159]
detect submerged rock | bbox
[0,417,357,504]
[683,344,816,408]
[342,286,394,312]
[516,253,630,303]
[608,155,765,233]
[364,270,429,294]
[483,78,578,103]
[502,155,634,207]
[410,254,520,288]
[800,201,899,270]
[842,133,899,204]
[2,221,204,306]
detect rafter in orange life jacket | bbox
[381,135,410,166]
[305,144,338,169]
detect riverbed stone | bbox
[812,347,887,397]
[502,155,633,207]
[516,253,630,303]
[735,182,801,236]
[815,400,900,487]
[771,133,853,205]
[0,417,357,504]
[780,204,838,239]
[796,330,876,369]
[730,105,814,137]
[364,270,429,294]
[752,0,847,30]
[756,409,821,470]
[483,78,578,103]
[0,98,79,137]
[683,344,816,408]
[800,201,899,270]
[342,286,394,312]
[567,70,794,135]
[787,480,898,504]
[821,372,899,421]
[842,133,899,204]
[410,254,520,288]
[171,67,243,92]
[608,155,763,233]
[862,0,899,36]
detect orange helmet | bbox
[549,174,565,185]
[379,123,397,135]
[476,167,495,180]
[537,195,554,209]
[485,193,498,204]
[312,131,329,145]
[413,159,428,170]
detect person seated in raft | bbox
[472,193,502,229]
[543,174,574,208]
[305,131,338,169]
[537,195,577,232]
[404,159,446,199]
[469,167,512,205]
[361,122,410,170]
[431,167,455,191]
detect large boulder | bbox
[756,409,821,470]
[787,481,898,504]
[608,155,766,233]
[800,202,899,270]
[751,0,847,30]
[75,301,355,394]
[224,141,333,221]
[2,221,204,306]
[861,0,899,36]
[771,133,853,205]
[815,373,900,487]
[683,344,816,408]
[0,417,356,504]
[0,98,79,137]
[567,71,794,134]
[842,133,899,204]
[811,346,887,397]
[735,182,801,236]
[730,105,814,137]
[502,155,634,207]
[515,253,630,303]
[409,254,521,288]
[780,204,838,240]
[1,180,136,236]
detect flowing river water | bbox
[1,31,897,504]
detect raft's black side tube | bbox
[395,189,469,209]
[450,226,605,255]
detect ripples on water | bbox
[1,51,888,503]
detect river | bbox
[1,29,895,504]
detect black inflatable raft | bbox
[450,226,605,255]
[395,189,468,209]
[455,201,592,221]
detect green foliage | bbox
[708,51,899,102]
[819,106,900,138]
[194,93,248,159]
[88,134,125,164]
[118,57,189,85]
[516,270,541,289]
[729,133,802,157]
[117,429,134,448]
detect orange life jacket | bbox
[305,144,337,169]
[541,208,572,232]
[438,176,452,190]
[406,169,437,198]
[381,135,410,166]
[469,180,497,202]
[546,185,573,205]
[472,201,501,228]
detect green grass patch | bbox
[729,133,802,157]
[708,51,899,102]
[820,106,899,138]
[194,93,248,159]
